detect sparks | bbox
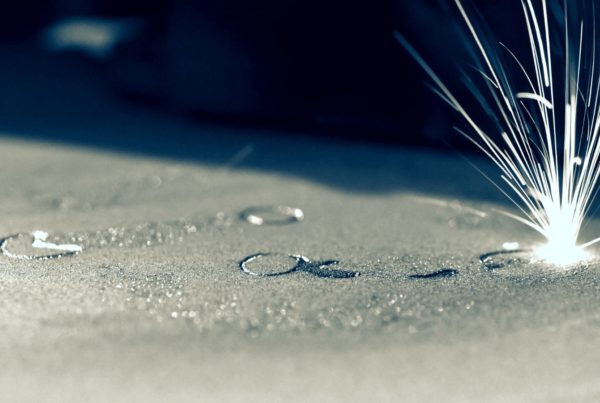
[397,0,600,266]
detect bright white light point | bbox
[534,242,590,266]
[31,230,82,253]
[398,1,600,268]
[502,242,520,250]
[32,230,49,241]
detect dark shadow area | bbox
[0,0,492,150]
[0,43,507,202]
[0,0,580,208]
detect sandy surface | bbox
[0,127,599,403]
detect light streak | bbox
[397,0,600,265]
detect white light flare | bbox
[534,243,589,266]
[533,206,589,265]
[531,195,590,265]
[397,0,600,267]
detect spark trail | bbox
[397,0,600,265]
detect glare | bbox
[397,0,600,268]
[502,241,520,250]
[531,203,597,265]
[534,242,589,266]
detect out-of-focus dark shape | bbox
[111,1,411,143]
[0,1,55,40]
[1,0,526,147]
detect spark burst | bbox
[396,0,600,265]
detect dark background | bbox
[0,0,526,150]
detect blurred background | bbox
[0,0,526,153]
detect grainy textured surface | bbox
[1,134,599,403]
